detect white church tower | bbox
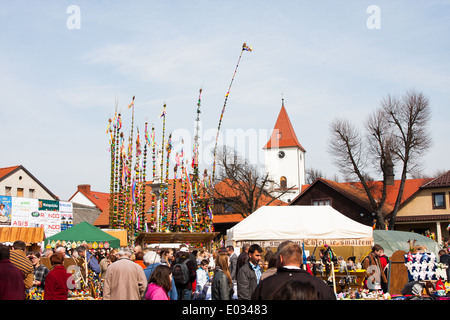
[264,99,306,203]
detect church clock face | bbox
[278,150,285,159]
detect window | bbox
[432,192,446,209]
[29,189,36,198]
[277,132,282,140]
[17,188,24,197]
[312,199,331,206]
[5,187,11,196]
[224,204,234,213]
[280,176,287,189]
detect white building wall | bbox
[0,169,56,200]
[264,146,306,203]
[70,192,96,207]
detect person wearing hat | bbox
[172,246,197,300]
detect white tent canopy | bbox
[226,206,373,248]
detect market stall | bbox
[373,229,441,257]
[43,221,121,249]
[226,205,373,258]
[135,231,220,251]
[102,228,128,247]
[0,226,45,249]
[226,205,374,294]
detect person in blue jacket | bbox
[76,245,101,279]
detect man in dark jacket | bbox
[236,243,250,276]
[237,244,262,300]
[251,241,336,300]
[439,249,450,280]
[227,245,238,280]
[173,246,197,300]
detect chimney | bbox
[78,184,91,195]
[385,156,395,186]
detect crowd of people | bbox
[1,239,450,300]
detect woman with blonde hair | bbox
[211,250,233,300]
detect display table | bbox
[317,269,366,292]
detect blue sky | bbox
[1,1,449,200]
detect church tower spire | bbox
[264,99,306,203]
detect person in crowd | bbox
[272,280,320,300]
[44,252,74,300]
[172,246,197,300]
[379,249,390,292]
[0,244,25,300]
[160,248,174,267]
[43,248,54,258]
[29,251,49,294]
[226,245,238,280]
[103,248,148,300]
[237,244,263,300]
[134,251,146,269]
[143,250,177,300]
[76,245,101,279]
[212,250,234,300]
[260,250,277,281]
[196,259,210,294]
[438,249,450,280]
[251,241,336,300]
[131,245,142,261]
[99,251,110,280]
[145,265,173,300]
[236,243,250,276]
[55,244,70,258]
[9,240,34,291]
[362,244,388,291]
[208,251,216,270]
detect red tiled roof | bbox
[213,214,244,224]
[263,102,305,151]
[420,170,450,189]
[346,178,432,209]
[214,179,287,207]
[293,177,432,216]
[0,165,21,180]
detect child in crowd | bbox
[196,259,210,294]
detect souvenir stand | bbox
[402,251,449,298]
[308,245,367,294]
[42,222,121,300]
[226,206,374,295]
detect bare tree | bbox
[328,89,432,229]
[213,146,292,218]
[328,116,390,229]
[306,168,340,184]
[382,89,432,229]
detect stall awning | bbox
[135,232,220,246]
[226,205,374,247]
[0,227,45,244]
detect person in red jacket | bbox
[44,252,74,300]
[0,244,25,300]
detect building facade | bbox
[0,165,58,201]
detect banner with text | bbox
[38,199,61,238]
